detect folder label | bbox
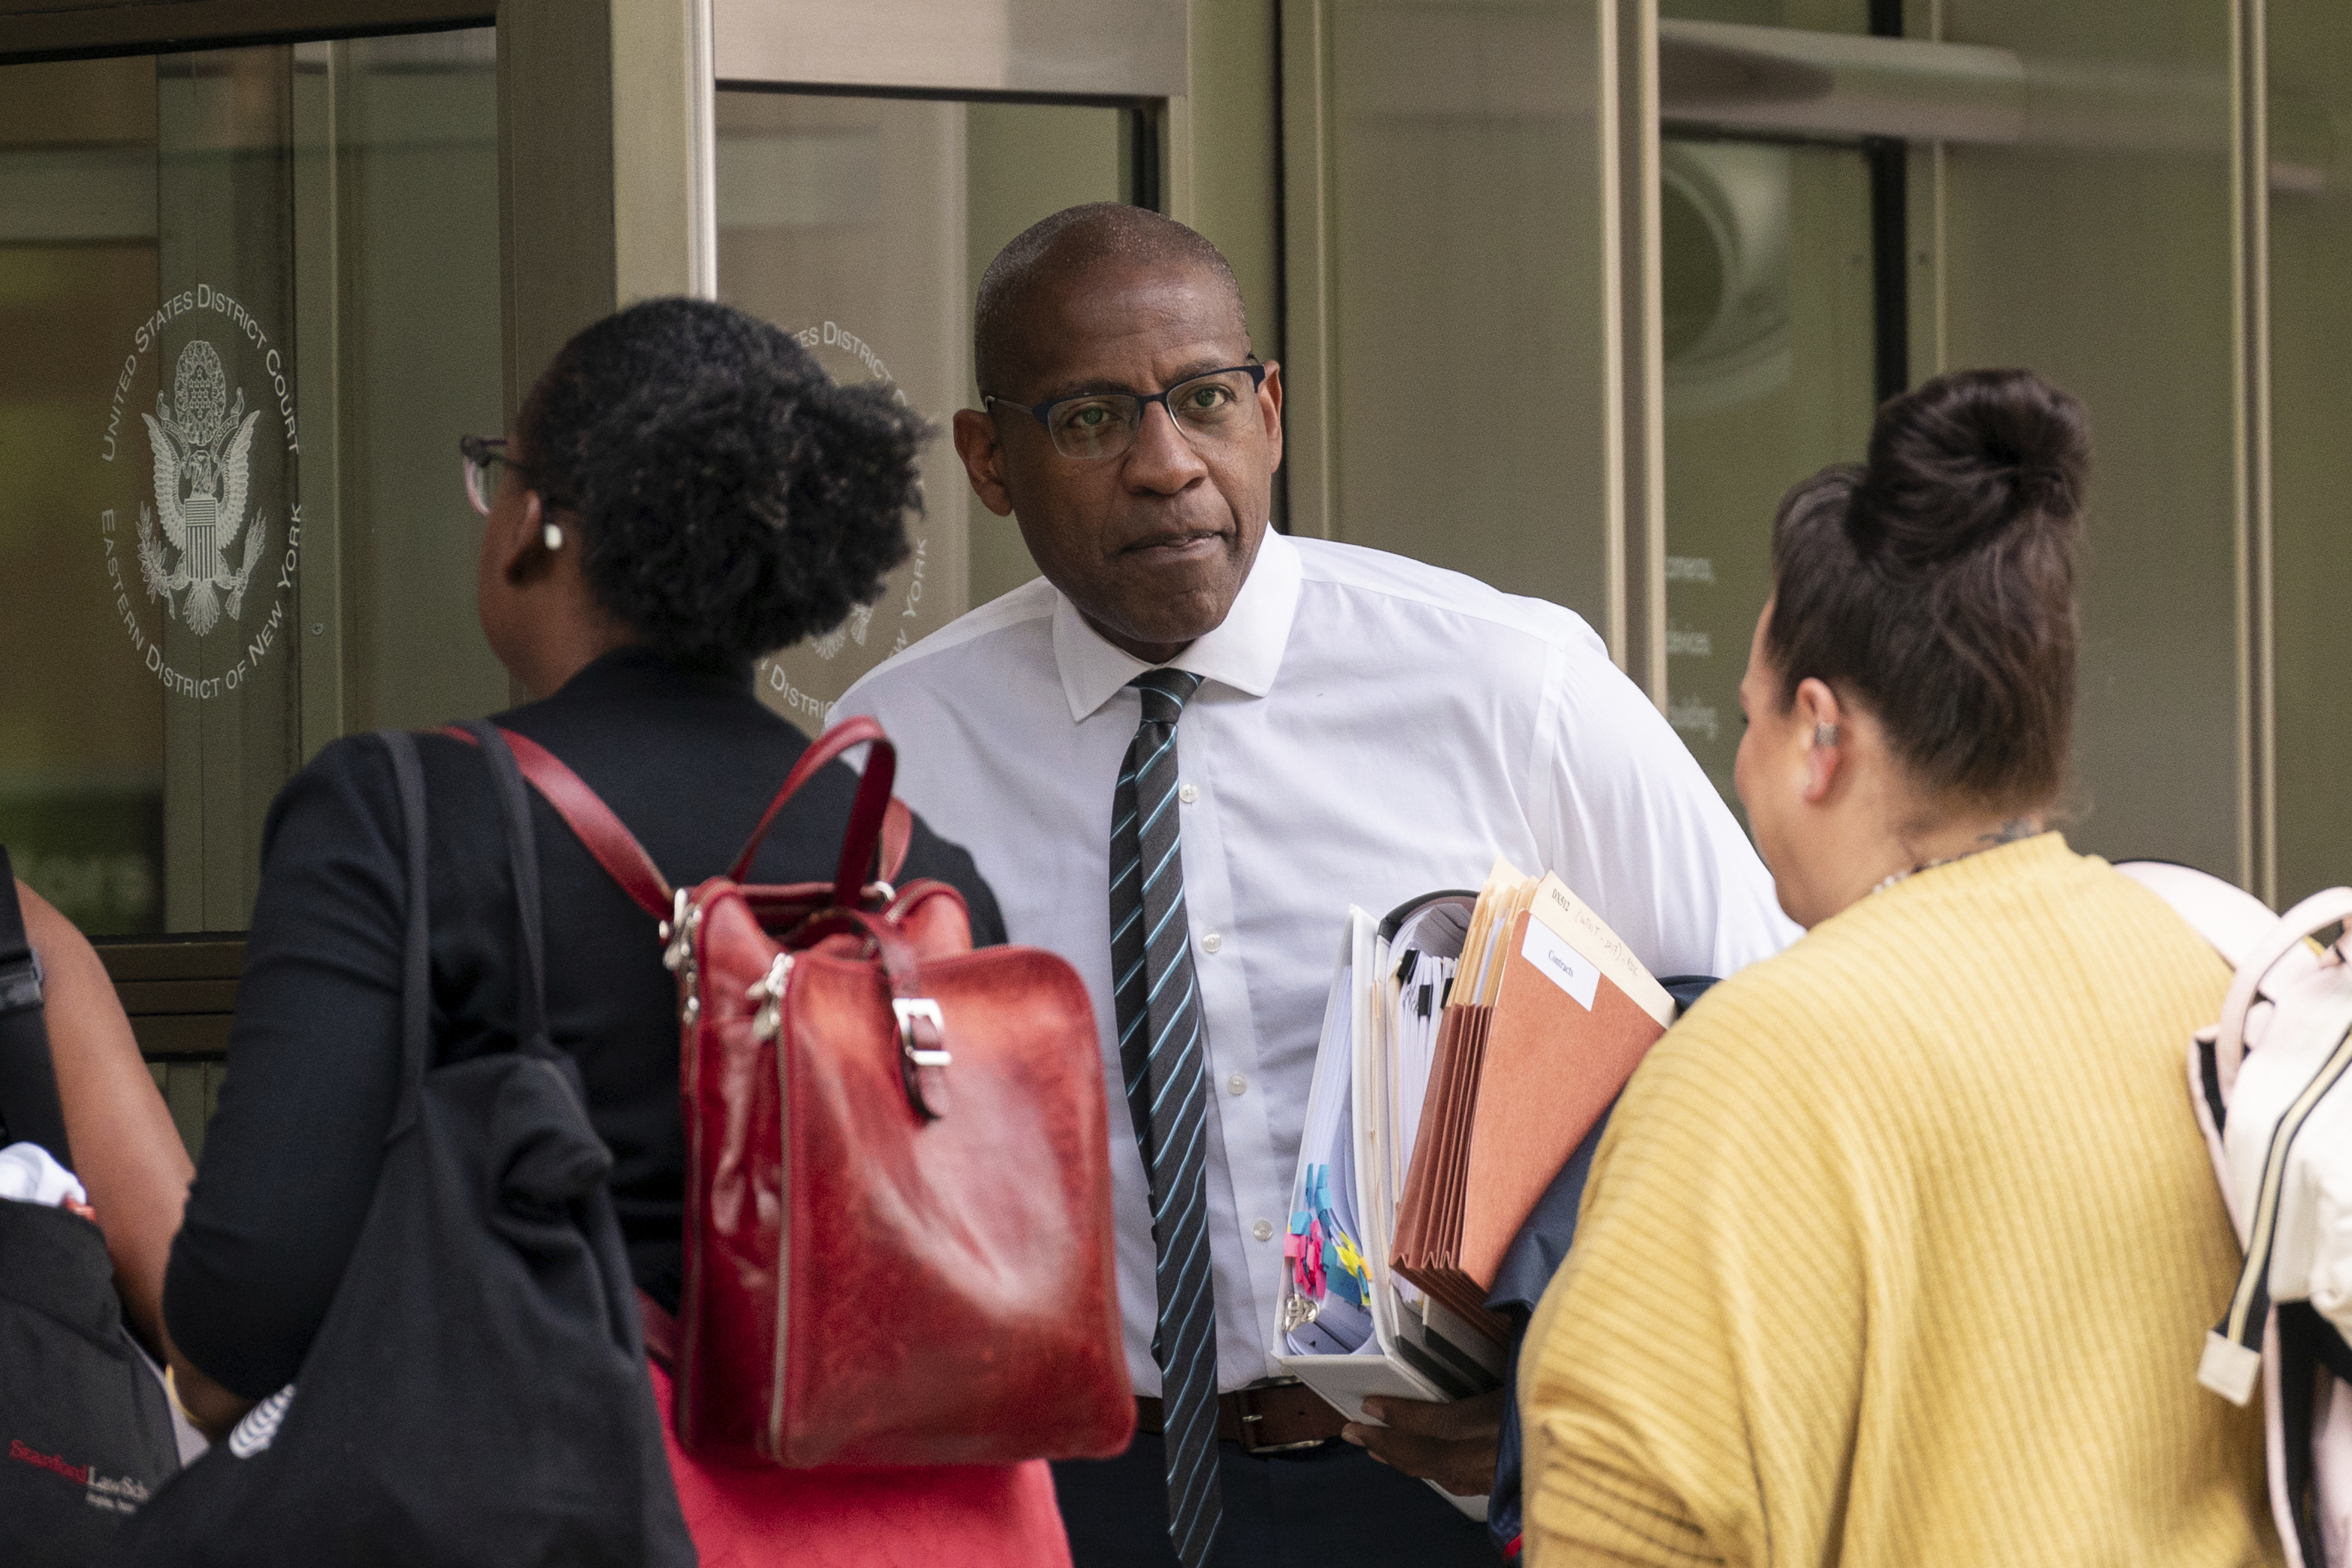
[1520,918,1599,1010]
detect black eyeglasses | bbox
[982,363,1269,461]
[458,435,529,516]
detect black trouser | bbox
[1054,1430,1498,1567]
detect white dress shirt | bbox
[837,529,1796,1394]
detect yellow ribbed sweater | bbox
[1520,834,2278,1567]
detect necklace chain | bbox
[1870,841,2000,897]
[1868,821,2044,897]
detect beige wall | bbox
[1285,0,1628,643]
[2268,0,2352,905]
[1929,1,2241,880]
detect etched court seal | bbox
[139,340,267,638]
[97,284,302,702]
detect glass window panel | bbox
[965,102,1135,606]
[0,58,165,934]
[714,90,1128,727]
[1660,138,1878,810]
[0,31,503,936]
[312,32,508,739]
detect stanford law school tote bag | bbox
[102,728,691,1568]
[0,850,184,1568]
[0,1195,184,1567]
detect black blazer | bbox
[164,649,1004,1400]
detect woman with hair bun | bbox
[158,299,1069,1564]
[1517,370,2279,1565]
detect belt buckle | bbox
[1235,1376,1328,1456]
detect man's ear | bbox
[952,408,1015,517]
[500,489,553,588]
[1793,676,1846,805]
[1258,361,1284,474]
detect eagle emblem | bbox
[137,340,267,638]
[809,602,875,661]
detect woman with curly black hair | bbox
[493,295,924,679]
[155,299,1068,1564]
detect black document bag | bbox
[102,729,691,1567]
[0,853,183,1567]
[0,1199,184,1567]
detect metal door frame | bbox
[702,0,1193,291]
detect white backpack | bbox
[2118,862,2352,1567]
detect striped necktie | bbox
[1108,668,1221,1567]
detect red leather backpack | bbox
[462,716,1134,1469]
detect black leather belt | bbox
[1133,1377,1347,1455]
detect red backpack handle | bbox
[727,715,897,910]
[440,719,909,920]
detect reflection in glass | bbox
[1659,137,1876,810]
[312,32,507,743]
[715,90,1128,727]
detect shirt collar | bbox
[1052,527,1303,723]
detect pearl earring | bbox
[542,523,564,552]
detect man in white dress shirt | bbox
[838,204,1793,1568]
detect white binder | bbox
[1272,901,1503,1521]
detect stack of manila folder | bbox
[1274,858,1678,1514]
[1391,859,1677,1327]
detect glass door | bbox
[706,0,1188,722]
[715,90,1145,724]
[1657,131,1880,809]
[1654,1,1895,813]
[1652,1,2259,882]
[0,30,505,1145]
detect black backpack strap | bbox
[0,847,72,1172]
[379,731,434,1144]
[455,721,553,1057]
[2276,1303,2335,1567]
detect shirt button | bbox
[1201,931,1223,954]
[1226,1073,1248,1096]
[1178,783,1199,805]
[1252,1219,1275,1242]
